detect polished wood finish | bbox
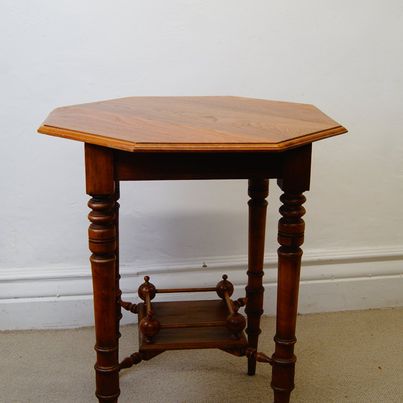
[86,146,119,403]
[38,96,346,152]
[271,192,305,403]
[156,287,217,293]
[39,96,346,402]
[271,145,311,403]
[115,182,121,340]
[138,275,157,301]
[216,273,234,299]
[138,300,248,351]
[115,151,282,181]
[85,144,114,195]
[245,178,269,376]
[135,275,246,342]
[88,196,119,403]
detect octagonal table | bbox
[38,96,347,403]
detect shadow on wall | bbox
[119,210,248,265]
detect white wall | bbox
[1,0,402,329]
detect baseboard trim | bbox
[1,246,402,330]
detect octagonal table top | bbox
[38,96,347,152]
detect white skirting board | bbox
[1,246,402,330]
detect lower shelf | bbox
[138,300,248,351]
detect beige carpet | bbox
[1,308,402,403]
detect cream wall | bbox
[1,0,402,329]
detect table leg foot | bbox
[95,392,119,403]
[273,389,292,403]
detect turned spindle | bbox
[233,297,247,312]
[139,310,161,343]
[138,276,160,343]
[216,274,246,339]
[246,348,273,364]
[120,300,138,314]
[119,352,142,370]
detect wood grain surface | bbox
[38,96,346,152]
[138,300,248,351]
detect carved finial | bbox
[216,274,234,299]
[138,275,156,301]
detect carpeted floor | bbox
[1,308,402,402]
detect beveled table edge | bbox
[37,124,347,152]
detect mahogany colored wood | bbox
[156,287,217,293]
[141,300,232,329]
[115,151,282,181]
[137,276,157,301]
[85,144,114,195]
[38,96,346,152]
[271,145,311,403]
[115,182,122,340]
[88,197,119,403]
[119,299,138,314]
[136,275,246,341]
[86,143,120,403]
[216,274,234,299]
[139,309,161,344]
[245,178,269,376]
[138,300,248,351]
[38,96,347,403]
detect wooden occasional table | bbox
[38,96,347,403]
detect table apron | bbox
[113,151,286,181]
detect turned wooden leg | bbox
[271,144,312,403]
[86,144,120,403]
[88,196,120,402]
[271,192,305,402]
[115,182,122,339]
[271,145,311,403]
[245,178,269,375]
